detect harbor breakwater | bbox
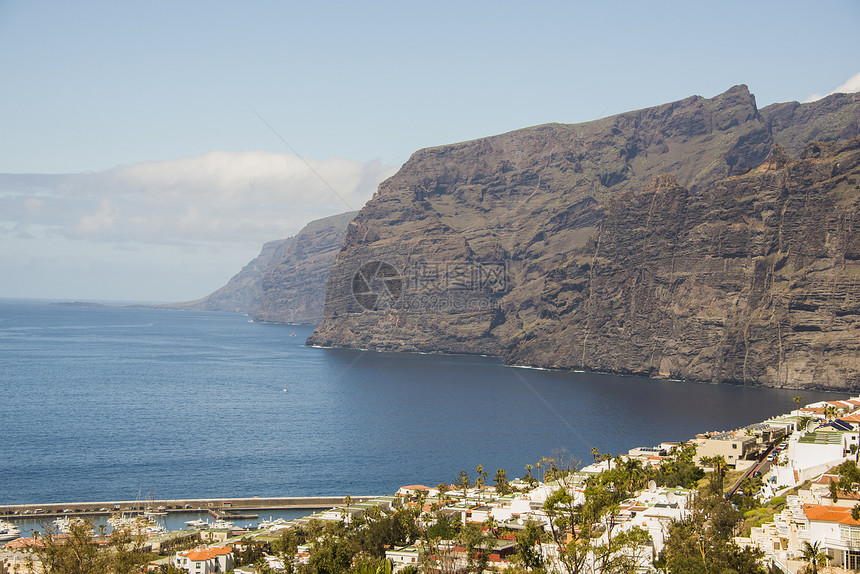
[0,496,375,519]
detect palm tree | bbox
[493,469,508,495]
[437,483,449,501]
[524,464,534,486]
[590,447,600,463]
[457,470,471,500]
[475,465,488,501]
[793,396,803,429]
[800,540,827,574]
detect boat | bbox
[259,517,291,531]
[108,512,165,535]
[54,515,86,534]
[211,519,234,530]
[185,518,210,529]
[0,520,21,541]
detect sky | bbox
[1,1,858,302]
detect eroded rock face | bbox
[169,212,356,325]
[508,140,860,390]
[162,237,293,314]
[253,212,358,324]
[307,86,860,390]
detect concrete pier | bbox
[0,496,375,519]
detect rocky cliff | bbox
[308,86,860,390]
[252,211,358,324]
[169,211,356,324]
[166,237,293,314]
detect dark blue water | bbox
[0,299,837,505]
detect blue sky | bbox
[1,1,858,301]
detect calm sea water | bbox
[0,299,837,505]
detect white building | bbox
[173,546,233,574]
[775,430,853,487]
[743,495,860,571]
[386,545,421,573]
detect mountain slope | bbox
[308,87,860,390]
[168,211,356,325]
[253,211,358,324]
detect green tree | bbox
[458,522,491,574]
[699,455,728,495]
[351,557,393,574]
[592,525,652,574]
[656,489,764,574]
[457,470,471,500]
[272,526,308,565]
[653,442,704,489]
[475,465,488,501]
[309,534,359,574]
[542,487,590,574]
[514,521,544,571]
[800,540,828,574]
[234,540,266,567]
[30,518,152,574]
[419,509,461,574]
[437,483,450,501]
[355,508,419,557]
[523,464,535,486]
[732,475,764,512]
[793,396,803,428]
[494,468,509,495]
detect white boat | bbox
[211,519,234,530]
[54,515,86,534]
[0,520,21,541]
[108,512,165,535]
[259,517,290,530]
[185,518,210,529]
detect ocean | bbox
[0,298,837,505]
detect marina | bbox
[0,496,371,520]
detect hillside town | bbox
[5,397,860,574]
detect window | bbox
[842,525,860,542]
[846,549,860,570]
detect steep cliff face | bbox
[166,238,293,314]
[308,86,860,390]
[169,211,356,324]
[508,140,860,390]
[253,211,357,324]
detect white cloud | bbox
[0,151,399,301]
[0,151,398,247]
[804,72,860,103]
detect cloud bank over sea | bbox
[0,152,397,301]
[0,151,394,245]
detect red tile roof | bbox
[183,546,232,561]
[804,504,860,526]
[812,474,838,484]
